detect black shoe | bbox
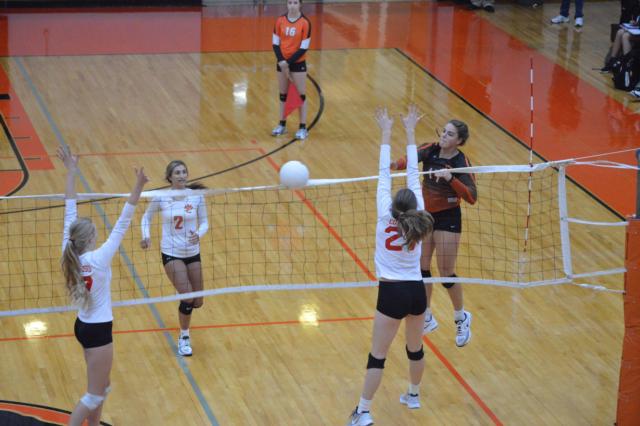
[483,4,495,12]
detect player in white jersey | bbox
[347,106,434,426]
[58,146,148,426]
[140,160,209,357]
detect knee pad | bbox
[421,270,431,278]
[442,274,457,289]
[366,353,386,369]
[406,345,425,361]
[193,298,203,309]
[299,93,306,102]
[279,93,287,102]
[179,301,194,315]
[80,393,104,410]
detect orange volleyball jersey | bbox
[273,14,311,62]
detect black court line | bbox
[0,72,324,215]
[0,113,28,196]
[394,48,625,220]
[188,74,324,182]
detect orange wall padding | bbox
[617,218,640,425]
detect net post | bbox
[557,165,572,278]
[616,149,640,425]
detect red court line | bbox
[259,149,376,281]
[257,147,502,425]
[423,336,503,426]
[0,316,375,343]
[2,312,502,423]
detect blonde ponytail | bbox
[60,218,94,310]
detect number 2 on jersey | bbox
[384,226,403,251]
[173,215,184,230]
[83,275,93,291]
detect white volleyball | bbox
[280,161,309,189]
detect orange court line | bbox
[0,316,375,343]
[0,312,503,423]
[423,335,504,426]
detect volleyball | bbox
[280,161,309,189]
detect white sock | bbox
[408,383,420,395]
[180,329,190,338]
[454,309,465,322]
[425,308,433,320]
[357,397,371,413]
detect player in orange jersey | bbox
[392,120,477,347]
[271,0,311,140]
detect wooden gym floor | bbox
[0,1,635,425]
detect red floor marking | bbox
[0,170,24,194]
[0,67,52,173]
[259,148,377,281]
[257,145,503,425]
[0,316,375,342]
[423,336,503,425]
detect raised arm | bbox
[401,105,425,211]
[375,107,393,218]
[95,167,149,265]
[57,146,79,251]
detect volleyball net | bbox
[0,160,630,317]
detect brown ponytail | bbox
[391,188,434,248]
[61,218,94,310]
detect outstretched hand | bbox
[401,104,424,134]
[375,107,394,134]
[56,146,79,172]
[134,167,150,187]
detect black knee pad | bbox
[442,273,457,289]
[366,353,386,369]
[421,270,431,278]
[279,93,287,102]
[179,301,194,315]
[406,345,425,361]
[299,93,306,102]
[192,299,203,309]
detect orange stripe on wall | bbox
[0,4,635,213]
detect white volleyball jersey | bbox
[374,144,425,281]
[62,199,135,323]
[140,192,208,258]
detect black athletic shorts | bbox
[431,206,462,233]
[376,280,427,320]
[277,60,307,73]
[74,317,113,349]
[161,252,201,266]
